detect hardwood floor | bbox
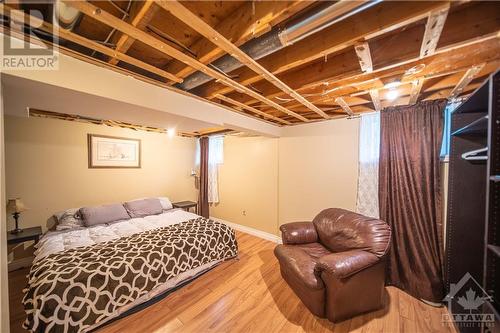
[9,231,456,333]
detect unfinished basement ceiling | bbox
[2,0,499,126]
[1,74,218,135]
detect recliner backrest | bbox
[312,208,391,258]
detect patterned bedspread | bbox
[22,217,238,333]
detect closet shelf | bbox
[488,244,500,258]
[455,79,489,114]
[452,115,488,137]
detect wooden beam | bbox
[215,94,291,125]
[354,42,373,73]
[65,1,308,122]
[108,0,157,65]
[450,64,485,99]
[369,89,382,111]
[164,1,311,79]
[259,60,500,113]
[409,79,424,104]
[262,58,499,114]
[0,4,182,83]
[203,1,451,99]
[227,14,500,108]
[335,97,355,116]
[420,6,449,58]
[0,23,285,128]
[157,0,329,119]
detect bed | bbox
[22,199,238,333]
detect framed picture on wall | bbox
[88,134,141,168]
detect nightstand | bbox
[172,201,198,213]
[7,226,43,245]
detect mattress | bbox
[23,210,238,333]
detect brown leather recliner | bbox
[274,208,391,323]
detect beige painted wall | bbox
[210,136,279,235]
[1,83,10,332]
[278,118,360,227]
[211,118,360,236]
[4,115,197,259]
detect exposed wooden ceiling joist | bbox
[420,6,449,58]
[64,0,308,122]
[354,42,373,73]
[335,97,355,116]
[215,94,291,125]
[201,1,451,99]
[164,0,311,80]
[3,0,498,127]
[450,64,485,99]
[269,56,499,115]
[0,21,291,129]
[157,0,329,119]
[272,59,499,114]
[369,90,382,112]
[108,0,158,66]
[235,11,500,109]
[0,4,182,83]
[409,79,425,104]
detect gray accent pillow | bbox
[124,198,163,218]
[80,203,130,227]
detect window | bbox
[440,101,461,160]
[195,136,224,204]
[195,136,224,165]
[208,136,224,165]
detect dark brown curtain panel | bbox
[198,136,209,218]
[379,99,447,303]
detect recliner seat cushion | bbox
[274,245,324,290]
[274,244,326,317]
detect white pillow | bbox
[158,197,173,211]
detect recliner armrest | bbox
[315,250,379,279]
[280,222,318,245]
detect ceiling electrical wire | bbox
[91,0,133,57]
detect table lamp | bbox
[7,198,28,234]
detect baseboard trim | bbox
[8,256,33,272]
[210,217,281,244]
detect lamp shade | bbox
[7,198,28,214]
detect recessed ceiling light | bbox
[386,89,399,101]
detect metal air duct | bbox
[178,0,382,92]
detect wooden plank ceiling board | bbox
[199,1,452,99]
[420,6,450,58]
[215,94,291,125]
[0,4,182,83]
[236,15,500,113]
[107,0,158,66]
[449,64,486,99]
[63,0,308,122]
[157,0,329,119]
[2,0,498,126]
[409,79,425,105]
[164,1,313,80]
[223,2,500,108]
